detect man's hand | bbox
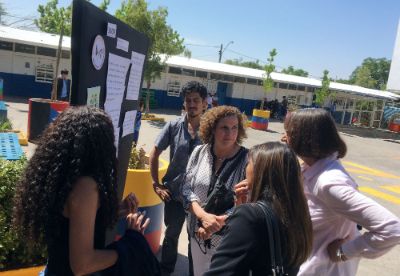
[152,183,171,202]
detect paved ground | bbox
[5,97,400,275]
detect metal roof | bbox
[166,55,399,100]
[0,25,70,49]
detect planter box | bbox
[27,98,69,142]
[117,157,169,254]
[251,109,270,131]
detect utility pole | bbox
[218,41,234,63]
[51,20,64,101]
[218,44,223,63]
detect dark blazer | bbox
[56,78,71,101]
[205,204,299,276]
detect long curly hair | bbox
[199,105,247,144]
[14,106,119,245]
[249,142,313,267]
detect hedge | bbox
[0,157,47,270]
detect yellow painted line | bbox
[359,187,400,205]
[380,186,400,195]
[343,161,400,180]
[357,176,373,181]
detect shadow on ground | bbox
[155,248,189,276]
[149,120,167,129]
[337,125,400,141]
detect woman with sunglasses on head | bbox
[205,142,313,276]
[283,108,400,276]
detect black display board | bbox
[71,0,149,241]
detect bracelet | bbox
[336,246,347,261]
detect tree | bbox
[261,48,277,110]
[0,1,7,25]
[115,0,185,113]
[349,57,391,90]
[281,65,309,77]
[225,58,263,70]
[35,0,72,35]
[35,0,110,35]
[315,70,331,106]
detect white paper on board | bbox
[106,53,130,104]
[104,99,122,129]
[122,110,137,137]
[114,127,120,157]
[116,37,129,52]
[107,23,117,38]
[87,86,101,108]
[126,51,146,100]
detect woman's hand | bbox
[119,193,139,217]
[196,227,212,240]
[234,180,249,206]
[152,183,171,202]
[126,211,150,234]
[327,237,349,262]
[200,213,227,233]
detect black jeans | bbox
[161,199,186,273]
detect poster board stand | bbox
[71,0,149,243]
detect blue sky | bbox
[2,0,400,79]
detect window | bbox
[62,50,70,59]
[247,78,258,85]
[234,76,245,83]
[273,82,278,88]
[210,73,223,80]
[168,66,181,74]
[279,83,288,89]
[288,84,297,90]
[25,62,30,68]
[37,47,57,57]
[297,85,305,91]
[35,64,54,83]
[196,70,207,78]
[15,43,35,54]
[182,68,195,76]
[167,80,181,97]
[257,80,263,86]
[0,40,13,51]
[223,75,234,82]
[307,87,315,93]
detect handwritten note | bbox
[107,23,117,38]
[117,37,129,52]
[122,110,137,137]
[87,86,100,108]
[126,51,145,100]
[106,53,130,104]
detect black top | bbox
[205,204,299,276]
[45,211,106,276]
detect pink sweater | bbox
[298,154,400,276]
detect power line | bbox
[185,43,220,48]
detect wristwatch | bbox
[336,246,347,261]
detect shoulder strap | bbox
[256,201,285,275]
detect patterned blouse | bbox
[182,144,248,248]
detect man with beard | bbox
[149,81,208,275]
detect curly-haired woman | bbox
[182,105,248,275]
[14,106,151,275]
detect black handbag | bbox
[254,201,288,276]
[203,148,247,216]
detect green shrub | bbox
[0,119,12,131]
[0,157,47,270]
